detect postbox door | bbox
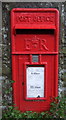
[12,54,58,112]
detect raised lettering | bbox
[40,39,49,51]
[25,37,49,51]
[16,15,54,23]
[25,39,31,50]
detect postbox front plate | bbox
[11,8,59,112]
[27,66,44,98]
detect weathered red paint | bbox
[11,8,59,112]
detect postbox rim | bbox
[11,8,59,14]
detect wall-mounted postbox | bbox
[11,8,59,112]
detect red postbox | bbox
[11,8,59,112]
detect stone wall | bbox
[64,2,66,96]
[1,2,65,112]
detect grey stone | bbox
[1,0,66,2]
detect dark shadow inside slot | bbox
[27,65,44,67]
[16,29,54,34]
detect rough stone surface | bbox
[0,1,2,119]
[1,0,66,2]
[2,2,65,110]
[64,2,66,96]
